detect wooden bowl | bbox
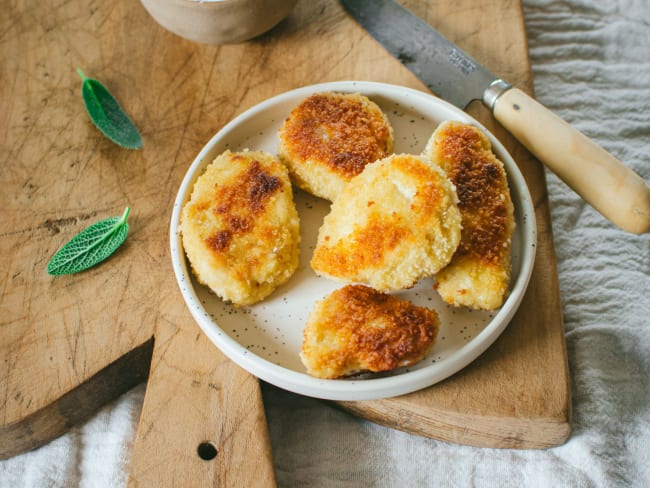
[140,0,298,45]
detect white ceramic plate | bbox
[170,81,536,401]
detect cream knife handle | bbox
[488,85,650,234]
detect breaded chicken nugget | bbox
[278,92,394,201]
[423,121,515,310]
[180,150,300,306]
[311,154,461,291]
[300,285,439,379]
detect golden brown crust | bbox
[433,123,511,265]
[311,153,461,291]
[313,214,410,279]
[203,157,282,253]
[300,285,439,378]
[424,121,515,310]
[180,150,300,306]
[278,92,394,201]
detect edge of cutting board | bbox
[0,340,153,459]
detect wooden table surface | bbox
[1,0,570,485]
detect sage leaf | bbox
[77,69,142,149]
[47,207,131,275]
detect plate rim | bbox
[169,80,537,401]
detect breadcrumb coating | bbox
[300,285,439,378]
[278,92,394,201]
[180,150,300,306]
[311,153,461,291]
[424,121,515,310]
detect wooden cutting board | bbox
[0,0,570,484]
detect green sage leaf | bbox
[47,207,131,275]
[77,69,142,149]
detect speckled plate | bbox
[170,81,536,401]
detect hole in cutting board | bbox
[197,441,218,461]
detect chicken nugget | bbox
[424,121,515,310]
[311,153,461,291]
[180,150,300,306]
[278,92,394,201]
[300,285,439,379]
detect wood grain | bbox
[0,0,570,484]
[0,0,278,482]
[128,302,275,487]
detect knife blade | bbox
[341,0,650,234]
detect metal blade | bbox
[340,0,498,109]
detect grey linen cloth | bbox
[1,0,649,486]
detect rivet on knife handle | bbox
[490,87,650,234]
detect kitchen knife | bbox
[340,0,650,234]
